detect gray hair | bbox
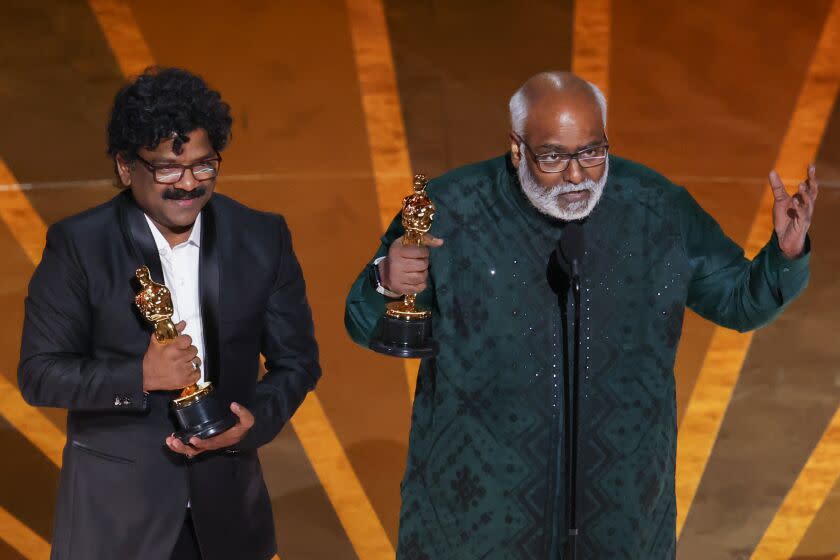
[509,73,607,135]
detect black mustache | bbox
[163,186,207,200]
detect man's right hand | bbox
[142,320,201,391]
[379,234,444,296]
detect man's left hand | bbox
[166,402,255,458]
[769,164,818,259]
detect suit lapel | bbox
[199,199,222,387]
[118,190,165,286]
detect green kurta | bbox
[345,155,809,559]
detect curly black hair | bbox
[107,66,232,160]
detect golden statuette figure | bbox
[369,173,439,358]
[385,174,436,320]
[134,266,236,442]
[135,266,203,399]
[135,266,178,342]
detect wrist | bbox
[371,256,402,298]
[141,358,150,392]
[376,259,391,290]
[141,357,157,392]
[779,239,806,260]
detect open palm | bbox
[769,165,818,259]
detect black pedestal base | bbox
[369,314,438,358]
[172,392,237,444]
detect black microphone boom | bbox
[560,220,584,560]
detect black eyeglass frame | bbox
[134,153,223,184]
[514,134,609,173]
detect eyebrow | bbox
[147,152,217,165]
[536,139,605,153]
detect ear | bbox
[509,132,522,168]
[115,153,133,187]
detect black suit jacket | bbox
[18,190,321,560]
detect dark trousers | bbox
[170,511,202,560]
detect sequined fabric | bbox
[345,154,810,559]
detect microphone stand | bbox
[566,259,581,560]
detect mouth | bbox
[169,197,200,208]
[558,190,590,203]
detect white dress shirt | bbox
[144,213,206,384]
[145,213,205,508]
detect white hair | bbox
[509,73,607,135]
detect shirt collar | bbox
[144,212,202,253]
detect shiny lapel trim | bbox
[199,199,222,387]
[117,190,165,286]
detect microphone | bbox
[546,221,584,295]
[559,221,584,560]
[559,221,584,280]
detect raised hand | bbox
[768,165,818,259]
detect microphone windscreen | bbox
[560,221,585,265]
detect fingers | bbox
[402,260,429,273]
[174,334,193,350]
[186,370,201,386]
[175,321,186,333]
[792,192,806,212]
[795,164,818,219]
[389,273,428,295]
[188,435,219,451]
[166,434,203,458]
[803,164,819,203]
[231,402,255,429]
[385,233,441,294]
[397,243,430,259]
[175,357,201,387]
[402,270,428,283]
[798,183,817,219]
[187,403,253,452]
[405,282,428,293]
[392,235,444,256]
[768,170,789,202]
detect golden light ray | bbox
[344,0,421,404]
[750,407,840,559]
[0,505,51,559]
[572,0,610,96]
[87,0,154,78]
[0,373,64,468]
[0,160,65,468]
[0,160,47,266]
[676,0,840,537]
[86,1,392,557]
[293,395,395,559]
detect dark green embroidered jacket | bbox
[345,155,809,559]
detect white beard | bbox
[518,155,608,221]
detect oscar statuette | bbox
[369,174,439,358]
[135,266,236,443]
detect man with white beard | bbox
[345,71,817,559]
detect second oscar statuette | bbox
[369,174,439,358]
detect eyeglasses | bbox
[515,134,609,173]
[135,153,222,184]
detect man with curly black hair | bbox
[18,67,321,560]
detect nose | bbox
[176,167,198,190]
[562,159,585,186]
